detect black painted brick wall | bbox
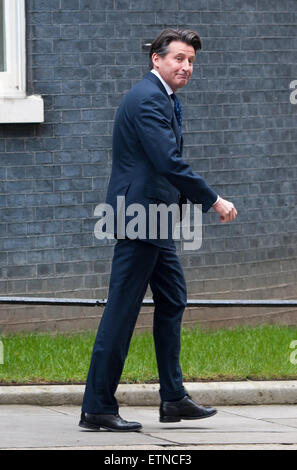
[1,0,297,332]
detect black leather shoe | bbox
[79,412,142,432]
[160,394,217,422]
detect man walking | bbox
[79,29,237,432]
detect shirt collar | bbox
[150,69,173,96]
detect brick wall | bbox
[0,0,297,333]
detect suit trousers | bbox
[82,238,187,414]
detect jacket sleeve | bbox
[133,92,218,213]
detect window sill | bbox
[0,95,44,123]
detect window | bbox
[0,0,44,123]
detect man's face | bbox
[152,41,196,92]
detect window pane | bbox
[0,0,6,72]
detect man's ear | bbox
[151,52,160,69]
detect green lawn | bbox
[1,325,297,384]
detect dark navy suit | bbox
[82,72,218,414]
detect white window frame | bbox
[0,0,44,123]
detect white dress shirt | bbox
[150,69,173,96]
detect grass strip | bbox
[0,325,297,384]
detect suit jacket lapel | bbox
[144,72,182,153]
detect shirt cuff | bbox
[212,195,220,206]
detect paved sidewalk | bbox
[1,404,297,450]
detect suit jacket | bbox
[105,71,218,248]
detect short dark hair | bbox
[149,29,202,68]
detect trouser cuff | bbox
[159,386,186,402]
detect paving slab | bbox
[148,432,297,445]
[218,405,297,419]
[0,406,166,449]
[1,405,297,450]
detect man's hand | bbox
[212,196,237,223]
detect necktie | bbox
[171,93,182,135]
